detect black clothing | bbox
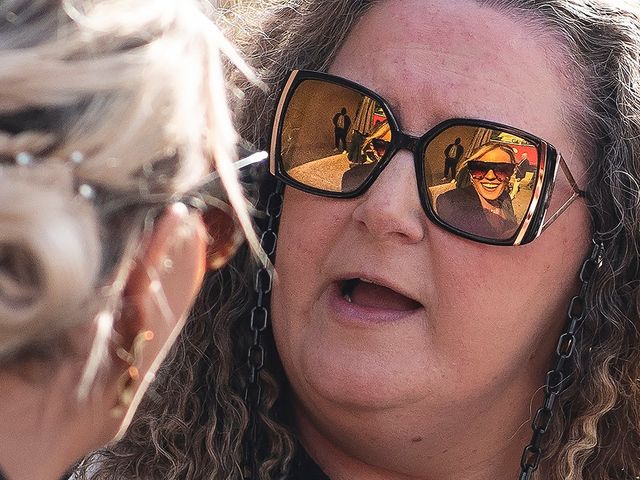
[347,130,365,164]
[435,185,518,239]
[334,129,348,151]
[287,447,331,480]
[443,142,464,178]
[341,162,376,191]
[332,112,351,151]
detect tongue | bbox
[350,282,421,311]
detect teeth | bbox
[360,278,374,283]
[344,293,352,303]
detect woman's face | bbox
[469,148,513,201]
[272,0,591,475]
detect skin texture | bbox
[271,0,592,479]
[0,205,207,480]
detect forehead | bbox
[329,0,576,152]
[475,148,512,163]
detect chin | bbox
[480,190,504,201]
[291,339,429,410]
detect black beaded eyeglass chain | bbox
[243,180,285,480]
[519,237,604,479]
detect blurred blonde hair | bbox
[0,0,253,393]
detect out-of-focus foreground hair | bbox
[80,1,640,479]
[0,0,250,388]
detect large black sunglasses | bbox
[269,70,584,246]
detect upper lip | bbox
[331,271,424,307]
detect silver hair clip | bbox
[7,150,97,201]
[70,152,95,200]
[15,152,33,166]
[12,151,85,167]
[71,151,84,164]
[77,183,96,200]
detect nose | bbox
[484,169,497,180]
[351,150,426,243]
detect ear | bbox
[118,203,207,338]
[110,203,207,435]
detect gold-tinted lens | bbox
[280,79,390,193]
[425,125,540,241]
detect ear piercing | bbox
[109,330,154,418]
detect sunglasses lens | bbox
[279,79,390,193]
[467,161,516,182]
[423,125,540,241]
[276,75,546,244]
[201,204,243,270]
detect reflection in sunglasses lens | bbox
[425,127,539,241]
[467,161,516,181]
[280,79,389,193]
[277,77,542,243]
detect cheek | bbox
[430,206,591,376]
[271,190,346,366]
[274,190,339,280]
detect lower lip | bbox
[323,283,422,326]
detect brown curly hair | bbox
[79,1,640,479]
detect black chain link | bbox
[518,237,604,480]
[243,180,284,480]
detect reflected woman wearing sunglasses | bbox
[437,143,518,239]
[84,1,640,479]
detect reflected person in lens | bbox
[342,119,391,190]
[85,1,640,480]
[436,143,518,238]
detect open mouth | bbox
[480,182,501,191]
[339,278,422,311]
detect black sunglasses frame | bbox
[270,69,583,246]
